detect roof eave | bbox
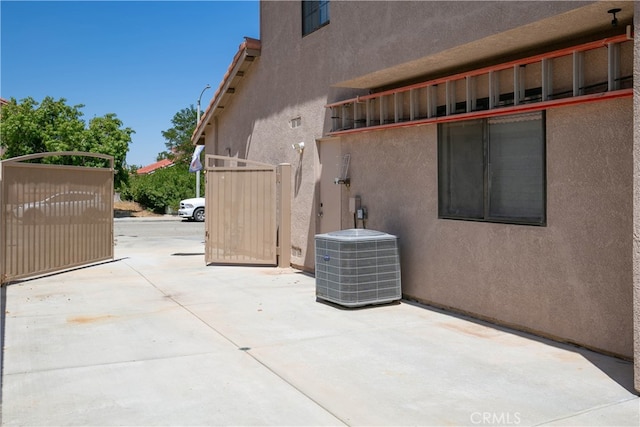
[192,37,261,144]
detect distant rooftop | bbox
[136,158,174,175]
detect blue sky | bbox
[1,0,259,167]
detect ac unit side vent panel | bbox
[315,229,401,307]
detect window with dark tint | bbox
[302,0,329,36]
[438,112,545,225]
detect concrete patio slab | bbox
[1,219,638,426]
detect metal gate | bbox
[0,152,114,284]
[205,155,290,267]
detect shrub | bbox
[121,163,203,213]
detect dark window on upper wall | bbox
[302,0,329,36]
[438,112,546,226]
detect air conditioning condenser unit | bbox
[315,229,401,307]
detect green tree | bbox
[118,105,204,214]
[158,105,197,164]
[0,96,134,188]
[84,114,134,188]
[120,162,197,213]
[0,97,83,157]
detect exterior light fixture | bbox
[608,8,621,27]
[292,141,305,153]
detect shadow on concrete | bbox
[2,258,130,287]
[171,253,206,257]
[401,299,638,396]
[316,297,402,311]
[303,268,636,395]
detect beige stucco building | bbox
[194,1,640,391]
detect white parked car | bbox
[178,197,205,222]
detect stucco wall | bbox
[327,1,594,87]
[341,98,633,357]
[632,0,640,392]
[202,1,636,358]
[205,0,606,269]
[204,2,333,268]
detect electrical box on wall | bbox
[349,196,361,214]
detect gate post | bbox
[278,163,291,268]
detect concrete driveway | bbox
[1,217,638,426]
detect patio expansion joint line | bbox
[239,349,350,426]
[122,260,350,426]
[532,396,640,426]
[121,260,243,344]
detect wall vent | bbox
[290,116,302,128]
[315,229,401,307]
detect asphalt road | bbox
[114,217,205,242]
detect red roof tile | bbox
[136,158,174,175]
